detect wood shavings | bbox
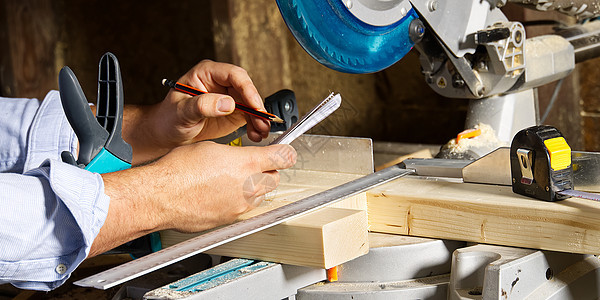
[449,123,506,154]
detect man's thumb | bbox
[188,94,235,119]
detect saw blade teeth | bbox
[334,52,342,63]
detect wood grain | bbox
[368,177,600,254]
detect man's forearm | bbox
[86,141,296,257]
[88,165,166,257]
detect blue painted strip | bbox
[168,258,255,291]
[189,261,275,292]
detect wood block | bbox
[160,208,368,269]
[367,177,600,255]
[207,208,367,269]
[160,170,369,269]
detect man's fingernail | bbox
[218,98,234,112]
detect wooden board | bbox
[367,177,600,255]
[208,207,366,269]
[375,148,433,171]
[160,169,369,269]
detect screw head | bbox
[428,0,438,11]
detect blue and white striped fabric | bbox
[0,91,110,290]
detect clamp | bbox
[59,52,160,256]
[58,52,132,173]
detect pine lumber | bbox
[207,207,367,269]
[160,169,369,269]
[367,177,600,254]
[375,148,433,171]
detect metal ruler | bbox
[74,165,414,289]
[558,189,600,202]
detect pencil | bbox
[161,79,284,123]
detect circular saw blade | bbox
[276,0,418,74]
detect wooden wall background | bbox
[1,0,599,150]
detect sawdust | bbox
[143,288,195,299]
[446,123,507,155]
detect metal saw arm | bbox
[410,0,581,99]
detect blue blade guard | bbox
[276,0,418,74]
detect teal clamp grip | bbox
[128,233,162,260]
[85,148,131,173]
[149,232,162,252]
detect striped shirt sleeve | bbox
[0,91,110,290]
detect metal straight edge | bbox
[74,165,414,289]
[558,189,600,202]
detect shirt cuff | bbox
[11,159,110,290]
[24,90,77,172]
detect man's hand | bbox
[89,142,296,256]
[123,60,270,164]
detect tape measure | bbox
[510,125,600,201]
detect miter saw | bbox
[75,2,600,299]
[276,0,600,156]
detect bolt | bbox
[452,74,465,88]
[409,19,426,43]
[477,61,487,71]
[546,268,554,280]
[428,0,438,12]
[284,101,292,112]
[425,74,434,84]
[475,83,485,97]
[514,30,523,44]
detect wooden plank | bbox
[367,177,600,254]
[375,148,433,171]
[160,169,369,269]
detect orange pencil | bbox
[161,79,284,123]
